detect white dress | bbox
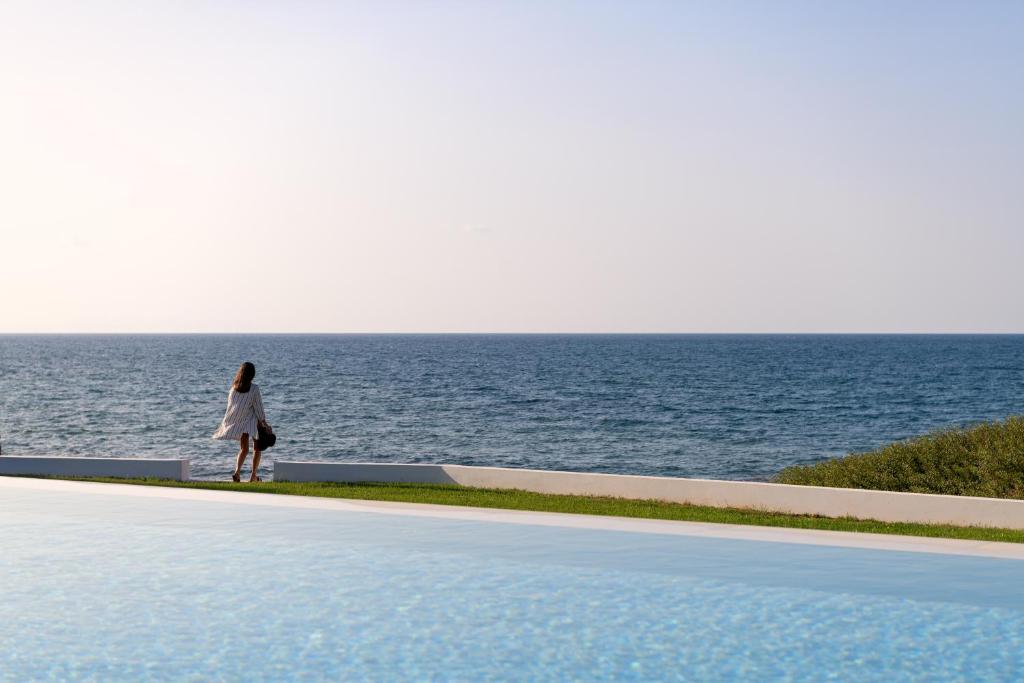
[212,384,267,440]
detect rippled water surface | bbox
[1,334,1022,479]
[2,483,1023,682]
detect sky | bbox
[1,1,1022,333]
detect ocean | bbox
[1,334,1022,481]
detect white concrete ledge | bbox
[274,461,1024,530]
[0,456,189,481]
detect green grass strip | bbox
[58,476,1024,544]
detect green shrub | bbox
[775,416,1024,499]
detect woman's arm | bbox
[252,385,268,426]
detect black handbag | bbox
[256,422,277,450]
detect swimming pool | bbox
[2,478,1022,681]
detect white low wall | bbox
[0,456,190,481]
[274,461,1024,530]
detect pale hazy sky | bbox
[1,1,1022,333]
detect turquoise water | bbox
[2,484,1022,681]
[2,334,1023,480]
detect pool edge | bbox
[4,475,1024,561]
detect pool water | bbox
[2,481,1023,681]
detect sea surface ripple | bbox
[1,334,1022,480]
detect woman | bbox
[213,361,272,482]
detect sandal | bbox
[249,476,262,483]
[232,472,241,483]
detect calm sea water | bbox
[1,334,1022,480]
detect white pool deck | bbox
[9,456,1024,529]
[5,476,1024,561]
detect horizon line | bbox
[3,331,1024,336]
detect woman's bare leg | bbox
[233,434,249,482]
[250,445,262,482]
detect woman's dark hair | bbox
[232,362,256,393]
